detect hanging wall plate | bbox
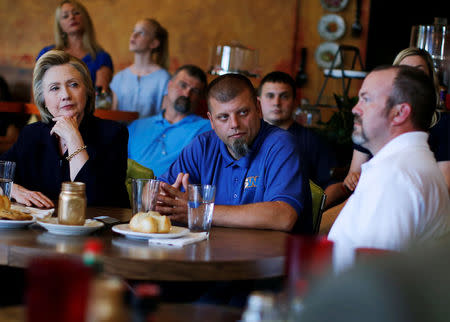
[318,14,346,40]
[315,42,342,69]
[320,0,349,12]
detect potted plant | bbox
[315,94,358,167]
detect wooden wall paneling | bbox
[0,0,298,100]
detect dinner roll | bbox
[149,212,171,233]
[129,211,171,233]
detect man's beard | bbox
[229,138,249,159]
[174,96,191,114]
[351,115,368,146]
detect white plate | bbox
[315,42,342,69]
[112,224,189,240]
[318,14,346,41]
[323,69,367,78]
[320,0,349,12]
[36,218,104,236]
[0,217,35,229]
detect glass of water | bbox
[132,178,161,215]
[0,161,16,199]
[187,184,215,237]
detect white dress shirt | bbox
[329,132,450,271]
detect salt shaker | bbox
[58,181,86,225]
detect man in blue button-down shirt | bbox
[158,74,312,233]
[127,65,211,177]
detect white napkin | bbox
[148,232,208,247]
[10,204,55,219]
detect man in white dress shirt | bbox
[328,65,450,271]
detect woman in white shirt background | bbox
[110,18,171,118]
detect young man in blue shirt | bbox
[258,71,337,191]
[127,65,211,177]
[157,73,312,233]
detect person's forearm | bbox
[111,91,118,110]
[324,182,351,209]
[212,201,298,231]
[69,150,89,181]
[65,135,89,181]
[438,161,450,196]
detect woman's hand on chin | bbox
[11,184,54,208]
[50,115,84,149]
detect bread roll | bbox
[149,212,171,233]
[129,211,171,233]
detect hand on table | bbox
[11,183,54,208]
[156,173,189,223]
[343,171,361,192]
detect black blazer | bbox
[1,114,130,207]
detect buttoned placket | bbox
[160,132,167,156]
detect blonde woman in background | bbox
[37,0,113,91]
[110,18,171,118]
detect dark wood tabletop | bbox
[0,207,289,281]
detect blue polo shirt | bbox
[288,122,337,189]
[159,120,312,233]
[128,112,211,177]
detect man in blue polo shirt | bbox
[157,73,312,233]
[127,65,211,177]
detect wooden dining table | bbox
[0,207,289,281]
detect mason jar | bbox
[58,182,86,226]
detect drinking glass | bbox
[0,161,15,199]
[187,184,216,237]
[26,257,92,322]
[132,179,160,215]
[284,235,334,297]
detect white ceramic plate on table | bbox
[0,217,35,229]
[36,218,104,236]
[112,224,189,240]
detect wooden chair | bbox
[125,159,154,204]
[310,180,327,234]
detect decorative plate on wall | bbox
[315,42,342,69]
[320,0,349,12]
[318,14,346,40]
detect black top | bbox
[288,122,337,189]
[1,115,129,207]
[353,142,372,157]
[429,111,450,162]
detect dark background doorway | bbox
[366,0,450,70]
